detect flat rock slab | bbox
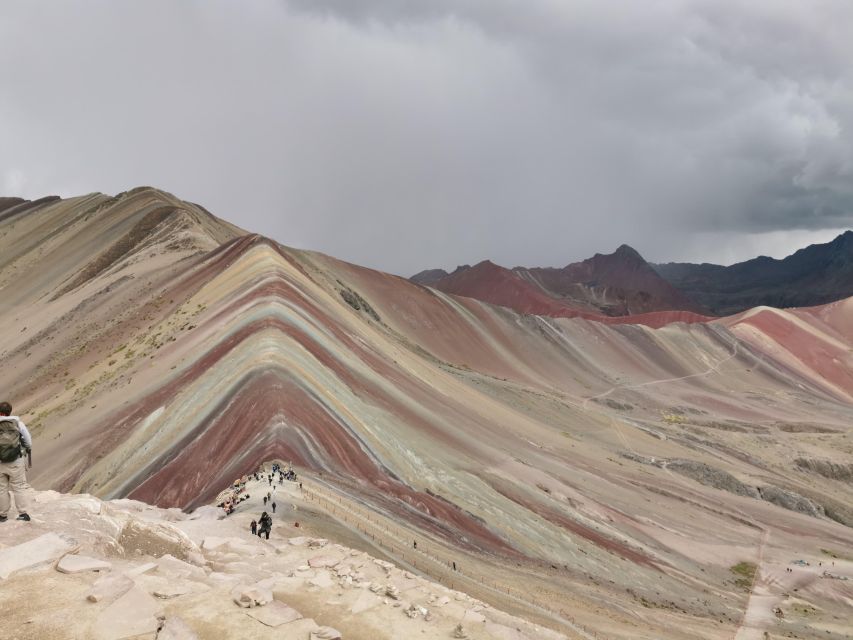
[308,554,340,568]
[57,554,112,574]
[88,573,135,603]
[157,616,199,640]
[271,577,306,600]
[125,561,158,577]
[284,618,322,637]
[0,532,78,579]
[310,626,342,640]
[93,584,163,640]
[157,554,207,580]
[309,571,335,588]
[245,600,303,627]
[350,590,382,614]
[201,536,232,551]
[463,609,487,624]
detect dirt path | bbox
[733,529,772,640]
[582,341,741,410]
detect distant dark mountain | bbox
[514,244,704,316]
[411,244,706,318]
[654,231,853,315]
[425,260,580,316]
[410,268,449,286]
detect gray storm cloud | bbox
[1,0,851,275]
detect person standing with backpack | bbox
[0,401,32,522]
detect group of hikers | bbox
[251,511,273,539]
[220,463,301,541]
[0,402,33,523]
[216,476,253,515]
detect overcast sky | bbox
[2,1,852,275]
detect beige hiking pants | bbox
[0,456,31,517]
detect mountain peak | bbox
[410,268,449,286]
[612,244,645,262]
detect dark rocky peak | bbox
[410,268,449,286]
[612,244,645,262]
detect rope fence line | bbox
[299,479,602,640]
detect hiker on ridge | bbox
[258,511,272,540]
[0,402,33,522]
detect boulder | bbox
[232,583,274,608]
[385,585,400,600]
[56,554,112,574]
[452,624,469,639]
[310,627,342,640]
[118,519,199,561]
[0,532,78,579]
[245,600,303,627]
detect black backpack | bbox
[0,419,22,463]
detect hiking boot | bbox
[0,515,7,523]
[16,513,30,522]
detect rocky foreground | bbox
[0,485,566,640]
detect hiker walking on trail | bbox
[272,501,276,513]
[258,511,272,540]
[263,496,268,505]
[250,519,257,535]
[0,402,33,523]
